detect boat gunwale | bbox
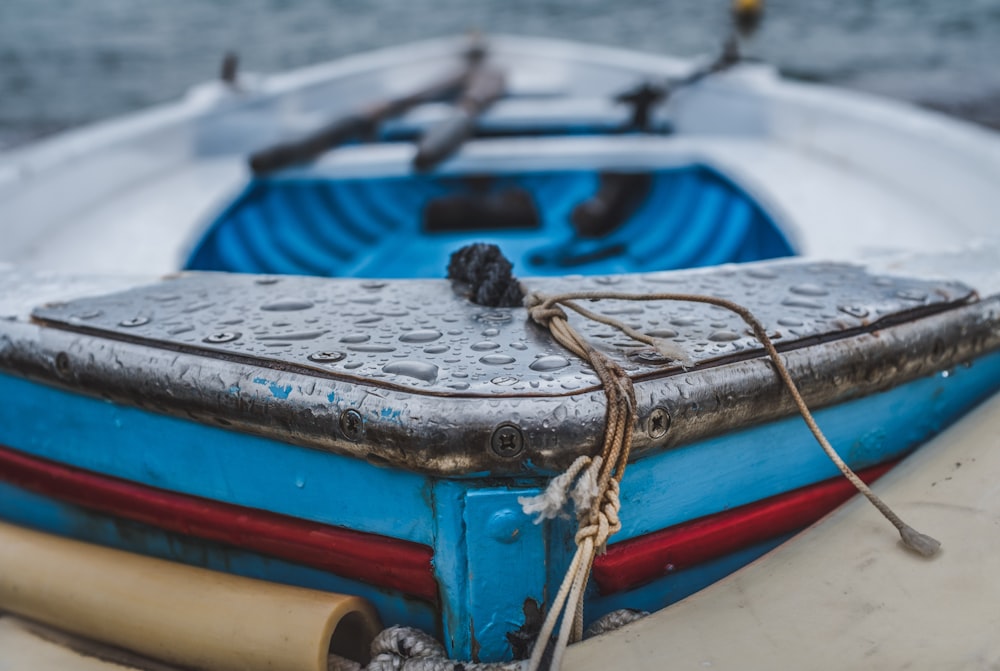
[2,284,997,477]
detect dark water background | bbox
[1,0,999,150]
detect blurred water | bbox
[1,0,998,149]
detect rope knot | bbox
[525,291,568,327]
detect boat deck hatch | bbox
[184,165,794,279]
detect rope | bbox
[447,243,525,308]
[520,288,941,670]
[327,611,649,671]
[520,293,639,671]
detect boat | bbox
[2,25,1000,670]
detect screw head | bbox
[119,316,150,327]
[340,409,364,441]
[308,351,346,363]
[491,424,524,458]
[647,407,671,440]
[203,331,241,344]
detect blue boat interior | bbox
[185,165,794,278]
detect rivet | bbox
[491,424,524,458]
[647,407,671,440]
[340,409,364,441]
[308,351,346,363]
[119,316,149,327]
[203,331,241,344]
[487,509,523,544]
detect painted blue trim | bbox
[0,373,435,545]
[463,487,547,661]
[615,355,1000,543]
[0,481,438,633]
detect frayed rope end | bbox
[899,525,941,558]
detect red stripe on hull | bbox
[0,444,438,602]
[592,461,896,595]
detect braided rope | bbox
[521,288,941,670]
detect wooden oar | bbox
[249,46,484,175]
[411,63,506,172]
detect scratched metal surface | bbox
[28,262,974,397]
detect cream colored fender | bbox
[566,391,1000,670]
[0,523,380,671]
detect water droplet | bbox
[492,376,519,386]
[361,281,386,290]
[260,300,314,311]
[708,330,741,342]
[348,344,396,353]
[355,316,382,324]
[476,311,512,323]
[382,360,439,383]
[423,345,449,354]
[647,329,678,338]
[789,284,829,297]
[482,328,500,337]
[897,289,928,302]
[777,317,804,327]
[344,361,364,369]
[471,341,500,351]
[340,334,370,343]
[295,475,306,489]
[781,298,824,309]
[480,354,516,365]
[449,382,470,390]
[745,268,778,280]
[399,329,443,343]
[258,330,328,341]
[255,277,280,285]
[670,317,698,327]
[511,342,528,351]
[593,276,623,285]
[838,305,869,318]
[529,355,571,371]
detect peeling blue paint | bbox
[252,376,293,400]
[380,407,403,423]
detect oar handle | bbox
[249,114,373,174]
[412,65,505,172]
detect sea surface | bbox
[1,0,999,149]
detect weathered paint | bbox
[1,352,1000,661]
[0,372,435,544]
[0,444,438,601]
[616,355,1000,542]
[0,480,438,632]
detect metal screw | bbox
[340,409,364,441]
[55,352,71,376]
[490,424,524,458]
[647,407,671,440]
[203,331,241,344]
[308,351,346,363]
[119,316,150,327]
